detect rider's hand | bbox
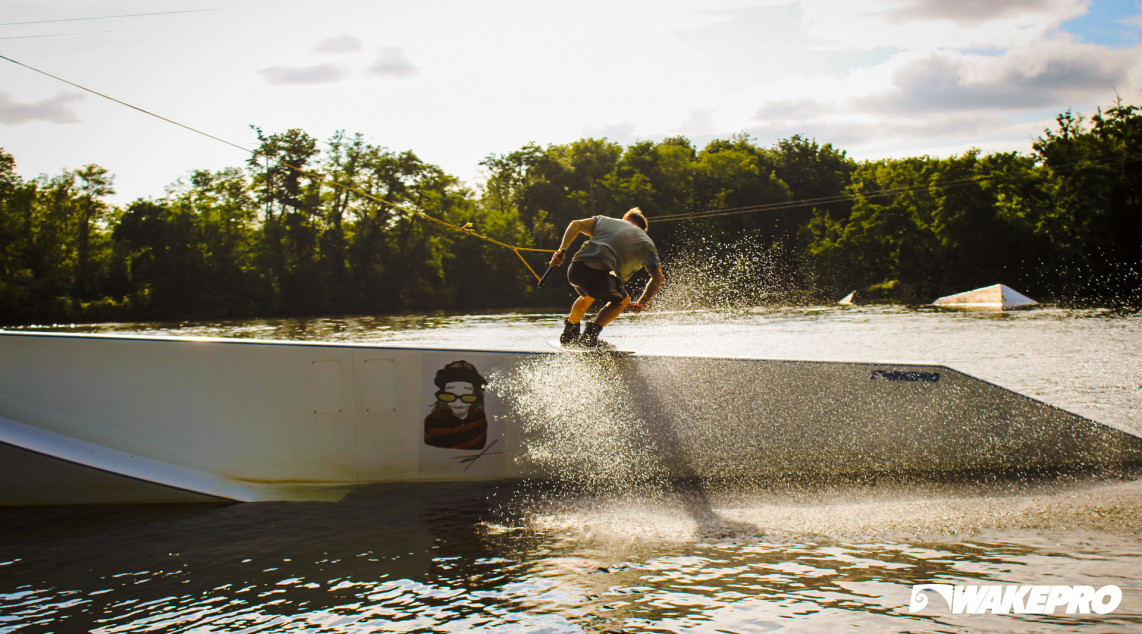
[628,302,645,313]
[548,250,566,267]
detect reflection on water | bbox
[1,477,1140,633]
[3,305,1140,631]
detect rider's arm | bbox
[549,217,597,266]
[630,266,664,312]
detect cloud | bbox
[854,42,1138,114]
[0,91,83,124]
[729,27,1138,158]
[883,0,1074,25]
[313,34,363,54]
[258,63,348,85]
[800,0,1089,50]
[367,46,418,78]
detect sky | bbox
[1,0,1140,205]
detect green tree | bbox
[1032,103,1142,302]
[317,131,372,307]
[29,172,81,304]
[480,142,544,233]
[72,164,115,299]
[169,167,264,314]
[773,134,854,217]
[249,127,322,312]
[692,134,791,236]
[0,149,31,319]
[802,157,944,299]
[113,200,208,316]
[522,139,624,245]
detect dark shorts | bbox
[568,261,627,304]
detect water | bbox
[2,305,1140,632]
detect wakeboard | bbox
[545,338,634,356]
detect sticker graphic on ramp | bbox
[420,358,504,477]
[424,360,488,450]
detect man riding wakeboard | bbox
[547,207,665,348]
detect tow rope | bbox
[0,54,556,281]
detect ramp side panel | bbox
[496,354,1142,479]
[354,351,421,481]
[625,357,1142,474]
[0,335,363,485]
[0,334,531,501]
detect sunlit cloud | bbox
[852,42,1138,114]
[0,91,83,125]
[719,0,1139,157]
[800,0,1090,49]
[882,0,1082,25]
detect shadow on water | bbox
[623,360,761,539]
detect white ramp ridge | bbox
[0,414,293,504]
[1,332,1139,504]
[934,284,1038,309]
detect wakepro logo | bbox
[909,584,1122,615]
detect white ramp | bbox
[1,332,1138,504]
[934,284,1038,309]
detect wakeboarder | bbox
[547,208,664,348]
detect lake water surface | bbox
[2,305,1140,632]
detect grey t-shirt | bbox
[572,215,660,282]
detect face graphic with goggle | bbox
[437,381,480,418]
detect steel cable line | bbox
[0,9,214,26]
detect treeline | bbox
[0,101,1139,324]
[803,103,1141,304]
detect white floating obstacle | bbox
[1,331,1138,505]
[838,291,862,305]
[933,284,1039,310]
